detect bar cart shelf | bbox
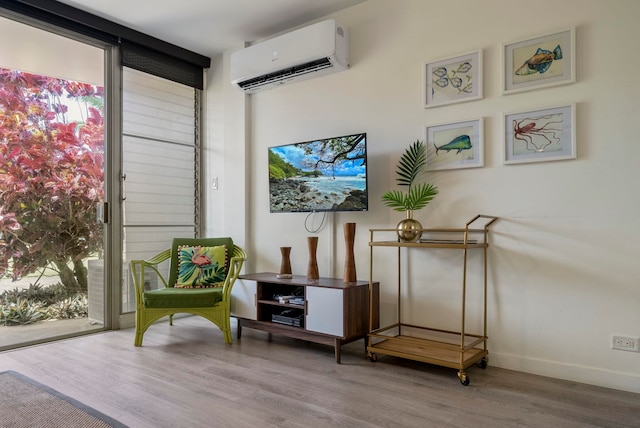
[367,214,498,385]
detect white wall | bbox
[205,0,640,393]
[203,49,249,252]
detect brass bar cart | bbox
[367,214,498,385]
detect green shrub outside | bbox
[0,283,88,326]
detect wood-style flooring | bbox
[0,317,638,428]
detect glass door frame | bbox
[105,45,124,330]
[0,11,123,340]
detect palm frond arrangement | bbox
[382,140,438,212]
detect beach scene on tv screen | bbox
[269,134,367,212]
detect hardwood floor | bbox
[0,317,638,428]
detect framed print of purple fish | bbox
[503,104,576,165]
[426,119,484,170]
[502,28,575,95]
[515,45,562,76]
[424,50,482,108]
[432,62,473,94]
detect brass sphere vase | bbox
[397,211,423,242]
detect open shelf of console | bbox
[232,272,379,363]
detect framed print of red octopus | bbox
[503,104,576,165]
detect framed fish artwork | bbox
[503,104,576,164]
[425,118,484,170]
[502,28,575,95]
[424,50,483,108]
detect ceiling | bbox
[56,0,367,59]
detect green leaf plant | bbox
[382,140,438,212]
[0,67,105,292]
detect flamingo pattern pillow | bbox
[175,245,228,288]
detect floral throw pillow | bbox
[175,245,228,288]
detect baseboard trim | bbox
[489,352,640,394]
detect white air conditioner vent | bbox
[236,57,333,91]
[231,20,349,94]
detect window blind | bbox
[121,68,199,311]
[0,0,209,88]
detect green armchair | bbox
[130,237,247,346]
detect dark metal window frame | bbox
[0,0,210,89]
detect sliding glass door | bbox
[0,4,204,344]
[0,15,108,349]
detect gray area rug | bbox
[0,370,127,427]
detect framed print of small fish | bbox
[503,104,576,164]
[502,28,575,95]
[424,50,483,108]
[426,118,484,170]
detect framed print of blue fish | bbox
[502,28,575,95]
[426,118,484,170]
[424,50,483,108]
[503,104,576,164]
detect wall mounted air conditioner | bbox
[230,19,349,94]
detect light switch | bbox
[212,176,218,190]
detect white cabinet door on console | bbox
[230,279,257,320]
[306,286,343,337]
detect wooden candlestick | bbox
[343,222,356,283]
[307,236,319,280]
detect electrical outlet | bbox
[611,335,640,352]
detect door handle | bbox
[96,202,109,224]
[120,172,127,201]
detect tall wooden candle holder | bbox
[307,236,319,280]
[277,246,292,279]
[343,222,356,283]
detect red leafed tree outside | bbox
[0,67,104,292]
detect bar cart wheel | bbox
[458,371,470,386]
[477,357,488,369]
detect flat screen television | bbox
[268,133,368,213]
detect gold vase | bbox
[397,211,423,242]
